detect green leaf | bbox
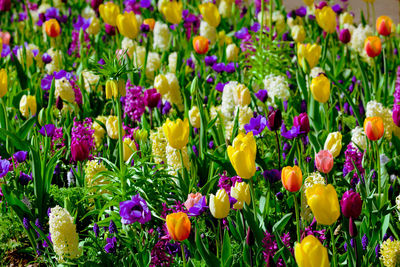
[221,230,231,262]
[0,128,31,151]
[17,116,36,139]
[272,213,293,233]
[12,54,28,89]
[195,222,220,266]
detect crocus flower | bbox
[119,194,151,224]
[13,151,27,163]
[39,124,56,137]
[19,172,32,186]
[0,161,11,177]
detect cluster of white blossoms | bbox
[263,74,291,108]
[348,24,373,64]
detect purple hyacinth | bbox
[362,234,368,250]
[93,223,99,237]
[343,143,365,184]
[109,220,118,234]
[23,217,30,230]
[119,194,151,224]
[124,81,145,123]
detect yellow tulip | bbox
[116,12,139,39]
[233,84,251,106]
[123,137,137,161]
[166,212,191,241]
[199,3,221,28]
[227,132,257,179]
[162,118,189,149]
[297,43,322,71]
[294,235,330,267]
[105,80,118,99]
[161,1,183,25]
[316,6,336,34]
[324,132,342,158]
[99,2,120,26]
[306,184,340,226]
[209,189,230,219]
[0,69,7,98]
[87,17,101,35]
[230,182,251,210]
[310,74,330,103]
[19,95,37,118]
[189,106,201,128]
[291,25,306,43]
[106,115,124,139]
[340,12,353,26]
[303,0,314,6]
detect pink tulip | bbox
[315,150,333,174]
[184,193,203,210]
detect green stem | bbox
[269,0,273,42]
[330,225,337,267]
[294,193,301,243]
[181,243,186,267]
[376,141,381,209]
[115,98,126,197]
[249,178,257,219]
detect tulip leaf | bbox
[0,128,31,151]
[221,230,231,263]
[272,213,292,234]
[382,213,391,238]
[12,54,28,90]
[17,116,36,140]
[194,222,220,266]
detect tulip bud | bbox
[226,43,239,62]
[19,95,37,118]
[340,190,362,219]
[209,189,230,219]
[71,139,90,162]
[267,109,282,131]
[166,212,191,241]
[324,132,342,158]
[364,117,384,141]
[364,36,382,58]
[193,36,209,54]
[38,108,46,126]
[189,105,201,128]
[162,118,189,149]
[45,19,61,38]
[230,182,251,210]
[0,68,7,98]
[281,166,303,192]
[310,73,330,103]
[144,88,161,109]
[295,235,330,267]
[227,132,257,179]
[160,0,183,25]
[297,43,322,71]
[291,25,306,43]
[339,28,351,44]
[315,150,333,174]
[376,16,393,36]
[0,0,11,11]
[105,80,118,99]
[91,0,103,11]
[306,184,340,225]
[293,113,310,134]
[315,6,336,33]
[99,2,120,26]
[198,3,221,27]
[393,105,400,127]
[123,137,136,162]
[116,12,139,39]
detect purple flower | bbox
[71,139,90,162]
[235,27,249,39]
[42,53,52,64]
[23,217,30,230]
[362,234,368,250]
[140,0,151,8]
[13,151,27,163]
[162,101,172,115]
[188,196,208,216]
[295,6,307,17]
[339,29,351,44]
[140,23,150,32]
[93,223,99,237]
[205,55,217,66]
[39,124,56,137]
[104,237,117,254]
[73,15,91,31]
[341,190,362,218]
[212,62,225,73]
[225,62,236,73]
[0,159,10,178]
[218,172,242,194]
[393,104,400,127]
[255,89,268,102]
[41,75,54,91]
[192,145,199,157]
[0,0,11,12]
[267,109,282,131]
[124,81,145,122]
[105,24,116,35]
[263,169,281,183]
[119,194,151,224]
[244,115,267,136]
[250,22,260,32]
[19,172,32,186]
[293,113,310,134]
[109,220,118,234]
[215,82,226,92]
[332,4,342,14]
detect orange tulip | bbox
[45,19,61,38]
[376,16,393,36]
[364,117,384,141]
[143,18,156,31]
[166,212,191,241]
[364,36,382,58]
[193,36,209,54]
[281,166,303,192]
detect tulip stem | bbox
[376,141,381,209]
[181,243,186,267]
[115,98,126,198]
[330,225,337,267]
[293,193,301,243]
[275,131,281,170]
[249,179,257,219]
